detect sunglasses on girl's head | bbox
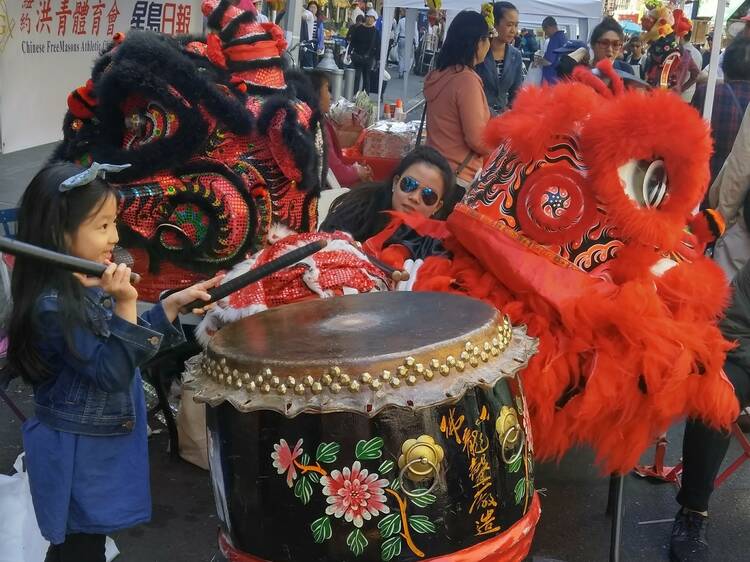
[399,176,439,206]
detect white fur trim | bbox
[266,223,297,244]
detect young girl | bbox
[7,162,221,562]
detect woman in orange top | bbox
[423,10,492,187]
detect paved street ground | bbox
[3,138,750,562]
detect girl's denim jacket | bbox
[32,288,185,436]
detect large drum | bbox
[187,292,540,562]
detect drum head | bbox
[189,292,536,417]
[212,291,494,366]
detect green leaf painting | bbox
[408,515,436,534]
[346,528,368,556]
[294,474,313,505]
[514,477,526,505]
[508,455,523,474]
[409,489,437,508]
[378,459,395,474]
[315,442,341,464]
[311,516,332,543]
[381,535,403,561]
[355,437,384,460]
[377,513,402,539]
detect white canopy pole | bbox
[703,0,726,123]
[283,0,304,66]
[403,8,418,101]
[377,8,395,118]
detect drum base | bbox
[218,492,541,562]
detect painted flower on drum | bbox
[271,438,304,487]
[320,461,390,528]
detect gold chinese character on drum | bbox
[185,291,541,562]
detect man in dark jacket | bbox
[541,16,567,84]
[669,262,750,562]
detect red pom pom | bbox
[67,79,97,119]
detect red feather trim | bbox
[571,66,613,98]
[595,58,625,96]
[483,83,599,162]
[580,88,712,250]
[434,207,738,474]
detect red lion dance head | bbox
[362,61,737,473]
[453,61,737,472]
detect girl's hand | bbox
[75,262,138,303]
[161,275,225,322]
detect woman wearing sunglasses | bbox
[590,17,634,75]
[320,146,457,242]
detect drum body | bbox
[188,292,540,562]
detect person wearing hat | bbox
[349,9,378,93]
[350,0,365,25]
[552,39,590,79]
[540,16,567,84]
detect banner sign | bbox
[0,0,203,154]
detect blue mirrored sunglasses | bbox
[399,176,439,206]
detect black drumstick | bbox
[179,239,328,312]
[0,236,141,284]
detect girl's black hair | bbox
[434,10,490,70]
[590,16,625,47]
[7,161,119,384]
[723,36,750,81]
[493,2,518,25]
[320,146,457,242]
[308,69,330,95]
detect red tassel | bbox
[261,22,288,53]
[67,79,97,119]
[206,33,227,69]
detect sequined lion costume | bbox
[55,0,325,301]
[641,5,694,89]
[363,61,738,474]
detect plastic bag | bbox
[0,453,120,562]
[525,64,543,87]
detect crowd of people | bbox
[5,2,750,562]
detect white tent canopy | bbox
[376,0,603,113]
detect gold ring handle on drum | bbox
[500,425,524,465]
[398,457,440,498]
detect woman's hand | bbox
[161,275,225,323]
[355,163,373,182]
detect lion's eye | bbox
[643,160,667,208]
[617,159,667,209]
